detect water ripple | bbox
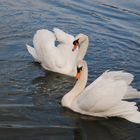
[0,0,140,139]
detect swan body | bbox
[26,28,88,76]
[61,60,140,123]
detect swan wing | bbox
[73,70,140,123]
[33,29,56,52]
[75,71,128,112]
[98,71,140,99]
[32,29,55,63]
[33,29,66,70]
[104,70,134,85]
[53,28,74,44]
[83,70,140,99]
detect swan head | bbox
[76,60,84,80]
[72,34,88,51]
[72,39,79,51]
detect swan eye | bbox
[77,66,83,72]
[73,39,79,45]
[76,66,83,80]
[72,39,79,51]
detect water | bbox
[0,0,140,139]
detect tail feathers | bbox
[124,86,140,99]
[105,101,140,123]
[125,112,140,124]
[26,44,38,61]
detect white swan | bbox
[26,28,88,76]
[61,60,140,123]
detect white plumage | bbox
[61,60,140,124]
[26,28,88,76]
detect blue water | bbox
[0,0,140,139]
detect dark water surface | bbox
[0,0,140,139]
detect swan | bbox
[26,28,88,76]
[61,60,140,124]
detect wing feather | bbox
[76,71,127,112]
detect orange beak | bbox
[72,43,78,51]
[76,72,81,80]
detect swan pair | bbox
[27,28,140,124]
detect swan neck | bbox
[77,37,89,61]
[61,61,88,107]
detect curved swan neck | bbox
[77,35,89,61]
[61,61,88,107]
